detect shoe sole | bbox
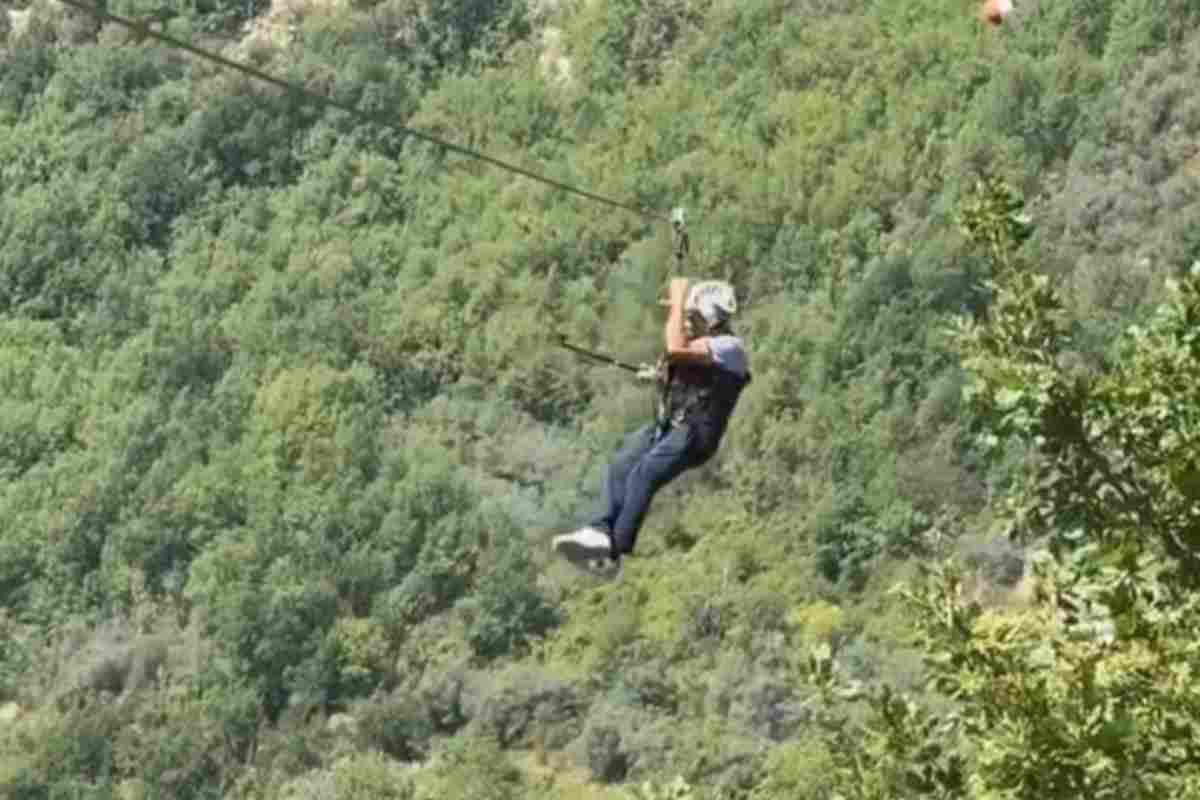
[586,559,622,578]
[553,537,611,566]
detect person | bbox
[553,277,751,571]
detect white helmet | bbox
[685,280,737,334]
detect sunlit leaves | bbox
[955,177,1200,579]
[250,361,382,481]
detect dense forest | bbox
[2,0,1200,797]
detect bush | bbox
[961,535,1026,588]
[678,593,730,652]
[0,700,124,797]
[243,708,337,794]
[625,776,696,800]
[704,653,805,743]
[748,740,838,800]
[49,619,172,703]
[352,692,435,762]
[732,676,804,743]
[472,666,583,749]
[276,752,415,800]
[412,735,524,800]
[415,665,472,735]
[582,722,629,783]
[614,660,679,714]
[462,537,560,661]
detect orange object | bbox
[981,0,1012,25]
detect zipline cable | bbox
[56,0,672,226]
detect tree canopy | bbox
[2,0,1199,797]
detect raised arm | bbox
[663,278,713,365]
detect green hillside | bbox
[2,0,1200,797]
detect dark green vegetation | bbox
[3,0,1200,796]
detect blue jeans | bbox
[590,423,709,557]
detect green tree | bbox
[823,178,1200,799]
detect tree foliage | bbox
[3,0,1200,797]
[816,178,1200,799]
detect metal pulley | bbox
[671,206,689,269]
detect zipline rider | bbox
[553,276,751,571]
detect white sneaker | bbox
[552,527,613,566]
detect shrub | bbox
[352,692,435,762]
[462,537,559,661]
[705,653,804,743]
[244,709,336,794]
[748,740,838,800]
[678,593,730,654]
[582,722,629,783]
[960,535,1026,588]
[624,776,695,800]
[412,735,524,800]
[332,617,392,697]
[51,619,171,702]
[472,666,583,749]
[416,666,472,735]
[276,752,415,800]
[733,676,803,742]
[615,660,679,714]
[0,700,124,797]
